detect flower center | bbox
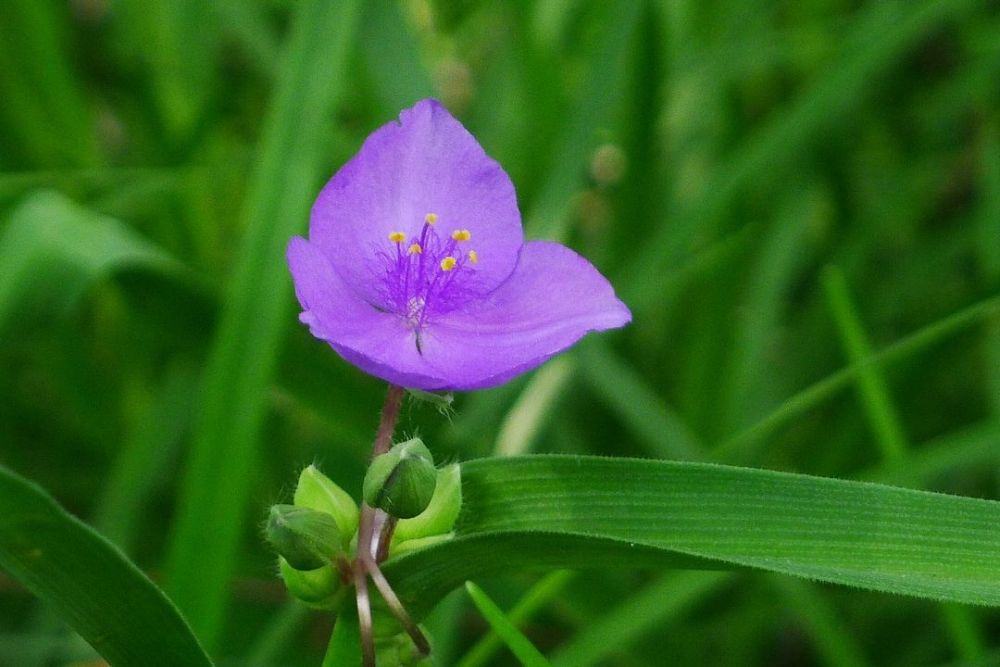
[377,213,479,331]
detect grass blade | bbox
[768,575,869,667]
[715,294,1000,462]
[628,0,979,310]
[526,0,643,241]
[495,357,574,456]
[465,581,551,667]
[821,266,909,465]
[0,1,98,167]
[93,366,198,552]
[163,0,361,648]
[549,572,731,667]
[578,338,703,461]
[457,571,574,667]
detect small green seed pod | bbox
[393,463,462,543]
[265,504,342,570]
[363,438,437,519]
[278,557,344,609]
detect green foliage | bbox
[0,465,212,666]
[386,457,1000,617]
[0,191,190,337]
[464,581,551,667]
[2,0,999,665]
[161,0,362,649]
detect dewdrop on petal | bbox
[364,438,437,519]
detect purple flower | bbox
[288,99,631,391]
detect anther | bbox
[451,229,471,242]
[468,250,478,264]
[424,213,438,225]
[440,256,457,272]
[388,231,406,243]
[407,243,423,255]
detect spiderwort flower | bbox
[288,99,631,390]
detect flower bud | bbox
[293,464,359,548]
[265,504,341,571]
[363,438,436,519]
[278,557,344,609]
[393,463,462,543]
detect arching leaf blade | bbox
[0,465,212,667]
[386,456,1000,617]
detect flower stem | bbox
[354,566,375,667]
[373,384,405,457]
[354,384,429,666]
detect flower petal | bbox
[288,236,453,389]
[309,99,523,307]
[290,239,630,391]
[418,241,632,390]
[288,236,381,339]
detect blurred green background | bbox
[1,0,999,664]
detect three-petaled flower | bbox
[288,99,631,390]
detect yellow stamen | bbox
[468,250,478,264]
[440,256,457,272]
[388,231,406,243]
[451,229,472,242]
[407,243,422,255]
[424,213,438,224]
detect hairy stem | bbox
[373,385,405,456]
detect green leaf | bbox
[0,190,190,337]
[715,294,1000,462]
[111,0,217,146]
[386,456,1000,618]
[525,0,643,241]
[322,605,361,667]
[822,265,909,464]
[457,571,573,667]
[0,464,212,667]
[464,581,551,667]
[549,571,731,667]
[628,0,980,311]
[0,1,99,166]
[163,0,361,649]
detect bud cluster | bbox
[265,465,359,609]
[265,438,462,609]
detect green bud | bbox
[294,464,359,548]
[393,464,462,544]
[278,557,344,609]
[265,504,341,570]
[364,438,437,519]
